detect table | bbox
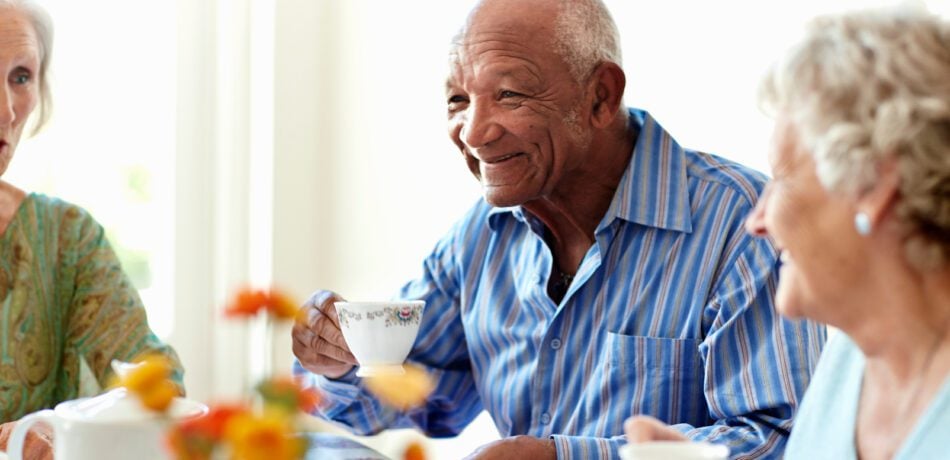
[303,433,390,460]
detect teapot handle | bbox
[8,409,59,460]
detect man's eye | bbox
[448,95,467,104]
[500,90,522,99]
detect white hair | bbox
[0,0,53,134]
[760,6,950,269]
[553,0,622,82]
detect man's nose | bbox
[745,186,771,237]
[461,101,503,148]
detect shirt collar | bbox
[487,108,693,234]
[604,108,693,233]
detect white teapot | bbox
[7,387,207,460]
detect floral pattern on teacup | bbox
[384,305,422,327]
[338,305,422,328]
[337,309,362,328]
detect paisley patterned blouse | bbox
[0,193,183,421]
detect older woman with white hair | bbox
[0,1,183,457]
[626,6,950,459]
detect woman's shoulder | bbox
[23,192,102,232]
[785,332,865,459]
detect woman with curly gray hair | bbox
[746,7,950,460]
[625,6,950,459]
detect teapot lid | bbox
[56,388,205,423]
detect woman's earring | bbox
[854,212,872,236]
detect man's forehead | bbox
[446,46,544,85]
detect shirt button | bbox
[540,412,551,424]
[550,338,561,350]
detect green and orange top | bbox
[0,193,183,421]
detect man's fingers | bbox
[315,314,349,349]
[310,332,358,364]
[318,300,342,330]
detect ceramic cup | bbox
[335,300,426,377]
[8,387,207,460]
[619,441,729,460]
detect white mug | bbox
[619,441,730,460]
[8,388,207,460]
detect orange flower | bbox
[120,355,178,412]
[166,404,248,460]
[225,286,300,320]
[224,412,306,460]
[403,441,427,460]
[256,376,321,415]
[225,287,270,318]
[364,365,434,411]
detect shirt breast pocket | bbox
[603,332,708,425]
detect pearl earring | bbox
[854,212,872,236]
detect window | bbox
[9,0,176,337]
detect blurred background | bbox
[6,0,947,457]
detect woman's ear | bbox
[857,157,901,230]
[587,61,626,129]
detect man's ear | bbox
[857,157,901,230]
[587,61,626,129]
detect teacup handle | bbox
[8,409,59,460]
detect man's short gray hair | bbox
[760,6,950,270]
[1,0,53,135]
[553,0,622,82]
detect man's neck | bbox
[523,115,636,273]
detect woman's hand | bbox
[624,415,688,443]
[0,420,54,460]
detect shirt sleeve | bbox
[551,434,627,460]
[62,207,184,397]
[296,220,483,437]
[673,235,826,459]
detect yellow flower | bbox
[224,412,306,460]
[403,441,427,460]
[364,365,434,411]
[120,354,178,412]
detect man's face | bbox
[445,3,591,207]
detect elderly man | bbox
[292,0,825,458]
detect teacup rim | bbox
[334,300,425,307]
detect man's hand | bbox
[464,436,557,460]
[291,290,359,379]
[624,415,688,443]
[0,420,53,460]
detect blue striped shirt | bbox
[295,108,826,459]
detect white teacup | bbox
[619,441,729,460]
[8,388,208,460]
[335,300,426,377]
